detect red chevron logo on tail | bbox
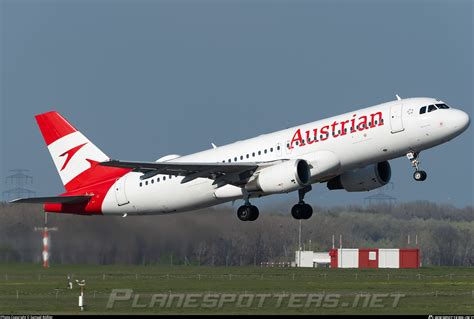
[59,142,87,171]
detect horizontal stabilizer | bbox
[9,195,92,204]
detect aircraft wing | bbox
[9,195,92,204]
[100,159,263,185]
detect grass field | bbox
[0,263,472,315]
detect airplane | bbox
[10,96,470,221]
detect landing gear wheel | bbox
[291,204,303,219]
[248,205,259,221]
[291,186,313,220]
[237,205,259,221]
[237,205,252,221]
[421,171,427,181]
[291,203,313,220]
[413,170,427,181]
[301,203,313,219]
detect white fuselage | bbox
[101,97,470,215]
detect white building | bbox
[294,250,331,268]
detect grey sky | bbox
[0,0,472,208]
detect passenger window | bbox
[151,179,154,184]
[428,105,437,112]
[163,176,166,181]
[420,106,426,114]
[277,145,280,150]
[240,155,243,160]
[258,151,261,155]
[157,178,160,182]
[145,181,148,185]
[246,154,249,158]
[228,159,231,163]
[139,182,142,187]
[252,152,255,157]
[264,149,267,154]
[270,148,273,152]
[234,157,237,162]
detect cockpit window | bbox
[436,103,450,109]
[420,106,427,114]
[428,105,437,112]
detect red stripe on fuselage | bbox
[64,159,130,192]
[44,161,131,215]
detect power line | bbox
[2,168,36,201]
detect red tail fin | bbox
[35,111,129,192]
[35,112,78,145]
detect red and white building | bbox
[329,248,420,269]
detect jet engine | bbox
[246,159,310,194]
[326,161,391,192]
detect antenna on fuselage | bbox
[211,143,217,149]
[396,94,402,101]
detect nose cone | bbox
[452,109,470,133]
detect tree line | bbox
[0,201,472,266]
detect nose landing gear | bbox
[407,151,427,181]
[413,170,427,181]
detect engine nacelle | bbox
[246,159,310,194]
[327,161,391,192]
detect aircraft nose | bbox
[453,109,470,132]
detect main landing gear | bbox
[236,186,314,221]
[406,151,427,181]
[291,185,313,220]
[237,205,259,221]
[237,194,259,221]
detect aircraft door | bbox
[389,103,405,133]
[114,176,130,206]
